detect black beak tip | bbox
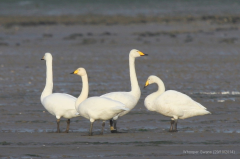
[41,59,44,60]
[70,72,74,74]
[141,54,148,56]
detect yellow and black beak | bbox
[144,80,149,88]
[138,51,148,56]
[41,56,45,60]
[70,69,79,74]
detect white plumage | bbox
[41,93,77,119]
[72,68,128,136]
[100,49,148,132]
[78,97,128,122]
[40,53,80,133]
[144,75,211,132]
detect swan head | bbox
[130,49,148,58]
[71,67,87,76]
[41,53,52,61]
[144,75,158,88]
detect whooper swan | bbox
[40,53,81,133]
[144,75,211,132]
[72,68,128,136]
[100,49,148,133]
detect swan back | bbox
[77,97,128,121]
[101,92,138,116]
[155,90,210,119]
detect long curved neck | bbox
[41,59,53,102]
[129,55,140,97]
[75,74,89,110]
[154,78,165,96]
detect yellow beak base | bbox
[73,69,79,74]
[138,51,145,56]
[144,80,149,87]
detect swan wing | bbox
[78,97,127,120]
[101,92,136,108]
[157,90,206,109]
[155,90,210,118]
[42,93,77,116]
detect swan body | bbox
[72,68,128,136]
[41,93,77,119]
[78,97,128,122]
[101,92,138,117]
[144,75,211,132]
[100,49,147,132]
[40,53,80,133]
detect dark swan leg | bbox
[174,119,178,132]
[89,122,94,136]
[110,119,117,133]
[65,119,70,133]
[169,120,174,132]
[113,120,117,131]
[109,119,113,128]
[101,121,105,135]
[57,119,61,133]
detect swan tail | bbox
[194,102,207,110]
[122,107,129,111]
[182,109,211,119]
[111,106,129,111]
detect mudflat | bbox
[0,1,240,158]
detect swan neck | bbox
[155,78,165,95]
[41,58,53,101]
[129,55,140,96]
[75,74,89,110]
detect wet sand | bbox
[1,2,240,158]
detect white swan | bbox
[72,68,128,136]
[144,75,211,132]
[100,49,148,133]
[40,53,80,133]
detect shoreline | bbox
[1,14,240,27]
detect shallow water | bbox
[0,1,240,158]
[0,0,240,16]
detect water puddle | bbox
[190,91,240,102]
[1,128,87,133]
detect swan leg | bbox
[109,119,113,128]
[113,120,117,131]
[89,122,94,136]
[101,121,105,135]
[169,120,174,132]
[57,119,61,133]
[110,119,117,133]
[65,119,70,133]
[174,119,178,132]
